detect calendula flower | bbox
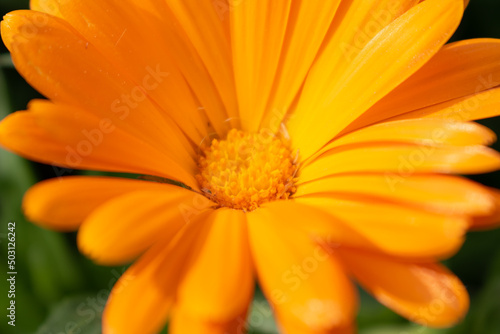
[2,0,500,333]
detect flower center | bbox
[196,129,298,211]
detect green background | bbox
[1,0,500,333]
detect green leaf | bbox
[0,53,13,68]
[247,290,278,334]
[357,287,405,330]
[35,295,103,334]
[459,249,500,334]
[361,325,446,334]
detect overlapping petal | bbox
[174,209,253,328]
[296,174,494,216]
[103,214,212,334]
[248,206,358,332]
[311,119,496,160]
[338,249,469,328]
[0,101,198,187]
[230,0,292,132]
[346,39,500,132]
[29,0,230,138]
[23,176,189,231]
[168,307,247,334]
[262,199,467,260]
[1,10,197,154]
[471,187,500,230]
[78,188,214,265]
[164,0,239,129]
[301,143,500,183]
[257,0,343,133]
[259,0,420,132]
[288,0,463,158]
[390,87,500,122]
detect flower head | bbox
[1,0,500,333]
[197,129,298,211]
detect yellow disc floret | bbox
[196,129,298,211]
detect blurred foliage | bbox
[0,0,500,333]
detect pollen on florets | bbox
[196,129,298,211]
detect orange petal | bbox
[30,0,62,16]
[270,199,467,260]
[390,86,500,122]
[338,249,469,328]
[175,209,253,322]
[312,119,496,160]
[278,316,356,334]
[418,0,470,8]
[288,0,463,158]
[0,101,197,188]
[30,0,163,17]
[78,188,214,265]
[347,39,500,131]
[295,174,494,216]
[23,176,187,231]
[103,212,211,334]
[230,0,292,132]
[300,144,500,183]
[471,187,500,230]
[169,307,247,334]
[1,10,195,156]
[259,0,343,132]
[164,0,239,130]
[29,0,222,141]
[247,205,357,331]
[285,0,418,135]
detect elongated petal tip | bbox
[22,183,81,232]
[1,13,16,52]
[471,187,500,230]
[1,10,49,52]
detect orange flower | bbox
[1,0,500,333]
